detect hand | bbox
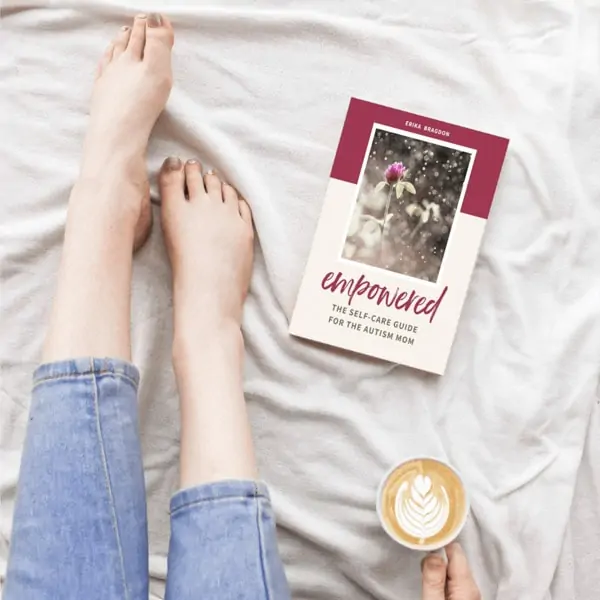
[421,542,481,600]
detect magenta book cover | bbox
[289,98,509,374]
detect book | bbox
[289,98,509,375]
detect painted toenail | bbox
[164,157,182,170]
[148,13,162,27]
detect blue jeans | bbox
[4,358,291,600]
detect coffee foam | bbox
[379,458,467,548]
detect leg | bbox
[4,14,174,600]
[43,13,174,361]
[159,161,291,599]
[4,359,147,600]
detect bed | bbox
[1,1,600,598]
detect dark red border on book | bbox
[330,98,509,219]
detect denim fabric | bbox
[4,358,290,600]
[167,481,291,600]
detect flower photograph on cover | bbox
[342,127,473,283]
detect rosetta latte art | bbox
[394,474,450,541]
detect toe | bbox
[204,172,223,202]
[184,160,205,199]
[159,156,185,203]
[127,14,147,59]
[238,198,254,227]
[145,13,175,61]
[112,25,131,59]
[222,182,239,208]
[146,13,174,41]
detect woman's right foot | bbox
[158,158,254,342]
[159,159,257,486]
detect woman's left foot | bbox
[77,14,175,251]
[43,15,175,361]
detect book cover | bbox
[290,98,509,375]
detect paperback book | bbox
[290,98,509,374]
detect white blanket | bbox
[1,1,600,598]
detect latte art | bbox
[377,457,468,550]
[395,474,450,542]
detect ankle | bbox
[172,317,244,371]
[79,136,148,180]
[70,171,146,220]
[172,286,244,343]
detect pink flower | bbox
[384,161,407,183]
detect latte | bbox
[377,457,468,550]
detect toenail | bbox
[148,13,162,27]
[187,159,200,166]
[164,157,182,171]
[137,14,147,19]
[121,26,130,31]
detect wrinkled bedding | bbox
[1,1,600,598]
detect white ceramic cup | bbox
[376,456,470,551]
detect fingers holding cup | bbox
[421,554,448,600]
[445,542,481,599]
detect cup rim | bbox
[376,456,470,552]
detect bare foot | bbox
[43,16,175,361]
[80,14,174,250]
[159,158,254,339]
[159,158,256,485]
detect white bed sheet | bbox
[552,401,600,599]
[1,1,600,598]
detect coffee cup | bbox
[376,456,469,551]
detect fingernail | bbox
[164,156,182,170]
[148,13,162,27]
[445,542,462,557]
[423,555,445,570]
